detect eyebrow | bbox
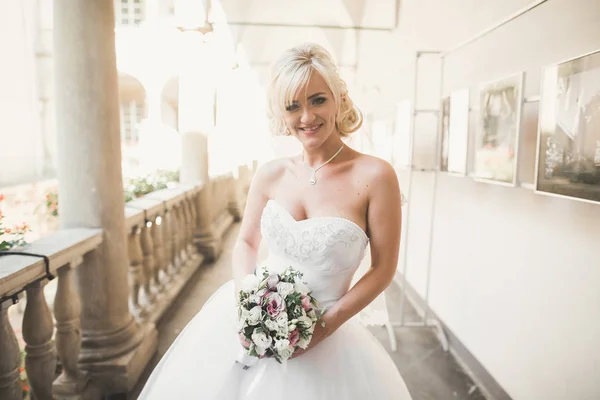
[290,92,326,103]
[307,92,326,100]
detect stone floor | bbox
[130,223,487,400]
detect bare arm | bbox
[322,160,402,334]
[232,160,284,292]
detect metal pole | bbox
[422,55,445,325]
[441,0,550,57]
[398,52,420,326]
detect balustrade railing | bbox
[0,229,102,399]
[0,165,256,399]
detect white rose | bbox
[251,329,272,351]
[297,336,311,350]
[275,339,294,361]
[265,319,279,332]
[241,274,260,292]
[249,294,262,305]
[297,316,313,329]
[276,312,288,327]
[247,306,263,326]
[294,281,310,296]
[255,344,268,356]
[277,324,289,337]
[275,338,290,351]
[277,282,295,299]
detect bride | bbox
[139,43,413,399]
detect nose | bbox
[300,107,316,125]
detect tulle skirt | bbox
[138,281,412,399]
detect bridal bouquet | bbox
[236,267,322,366]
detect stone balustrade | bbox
[126,183,205,324]
[0,229,102,400]
[0,167,255,399]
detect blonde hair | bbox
[268,43,363,137]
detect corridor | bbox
[1,1,599,399]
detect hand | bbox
[290,315,337,359]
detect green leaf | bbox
[249,346,258,357]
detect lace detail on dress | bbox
[260,200,368,274]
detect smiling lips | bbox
[298,124,323,135]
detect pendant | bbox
[309,177,316,185]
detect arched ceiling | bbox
[208,0,398,71]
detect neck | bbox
[302,136,345,167]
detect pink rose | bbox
[265,292,284,318]
[289,330,300,347]
[239,332,251,349]
[301,296,312,311]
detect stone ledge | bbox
[0,228,103,295]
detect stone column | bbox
[53,0,157,394]
[178,30,221,260]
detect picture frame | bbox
[534,49,600,204]
[446,88,470,176]
[473,72,524,186]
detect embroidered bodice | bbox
[259,199,369,308]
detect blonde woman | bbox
[140,43,412,399]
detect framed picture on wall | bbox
[392,100,412,169]
[447,88,470,175]
[473,72,524,185]
[535,49,600,204]
[439,96,451,171]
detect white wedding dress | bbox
[139,199,413,399]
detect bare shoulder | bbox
[352,154,402,243]
[250,156,293,198]
[353,153,399,194]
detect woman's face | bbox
[282,71,339,149]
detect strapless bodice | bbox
[259,199,369,308]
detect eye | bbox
[312,97,327,105]
[285,103,299,112]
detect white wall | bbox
[0,1,47,186]
[356,1,600,399]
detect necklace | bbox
[302,144,344,185]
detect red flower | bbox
[0,194,4,201]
